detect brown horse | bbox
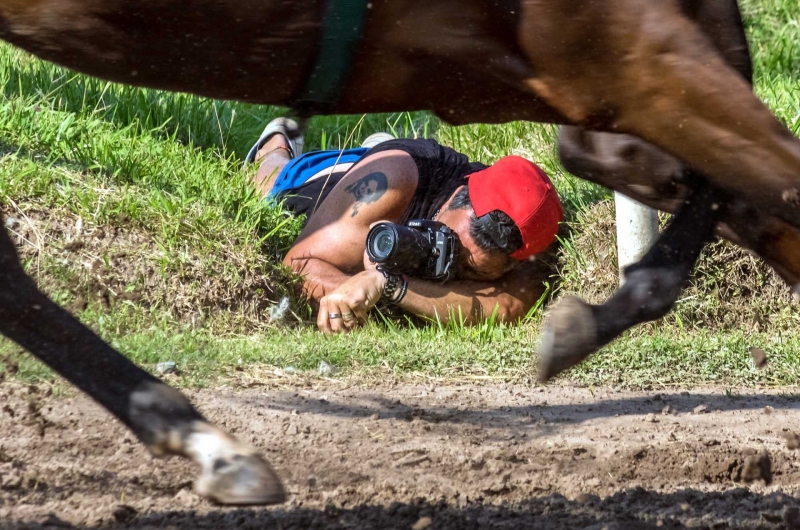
[0,0,798,505]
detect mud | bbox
[2,382,800,529]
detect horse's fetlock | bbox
[128,381,203,456]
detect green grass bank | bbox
[0,0,798,388]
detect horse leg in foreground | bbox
[559,127,800,293]
[0,213,285,505]
[538,181,723,381]
[518,1,800,229]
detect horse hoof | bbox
[188,425,287,505]
[538,295,599,382]
[196,452,286,506]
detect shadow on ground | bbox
[5,488,799,529]
[234,388,800,430]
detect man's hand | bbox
[363,246,379,271]
[318,270,386,334]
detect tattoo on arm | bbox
[344,172,388,217]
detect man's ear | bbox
[439,184,468,214]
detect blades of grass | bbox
[525,281,553,321]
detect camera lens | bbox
[367,225,397,261]
[366,221,439,277]
[374,233,395,258]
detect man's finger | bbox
[328,303,347,333]
[344,305,370,329]
[318,300,333,334]
[351,306,370,325]
[341,311,359,330]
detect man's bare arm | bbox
[282,150,419,302]
[395,259,551,323]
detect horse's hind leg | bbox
[538,179,723,381]
[519,0,800,228]
[0,211,285,505]
[559,126,800,291]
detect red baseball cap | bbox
[468,156,563,260]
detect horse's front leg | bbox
[0,211,285,505]
[538,180,723,381]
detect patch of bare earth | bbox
[4,205,297,328]
[2,382,800,529]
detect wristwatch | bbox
[376,267,408,304]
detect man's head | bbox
[435,156,563,281]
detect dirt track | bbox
[2,381,800,529]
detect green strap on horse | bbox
[292,0,370,117]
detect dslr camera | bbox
[366,220,459,281]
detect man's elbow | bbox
[282,253,295,269]
[283,254,311,275]
[491,298,529,323]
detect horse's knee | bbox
[558,127,686,204]
[621,267,687,322]
[557,127,594,176]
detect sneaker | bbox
[245,117,304,164]
[361,132,396,149]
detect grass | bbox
[0,0,799,389]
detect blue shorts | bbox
[266,147,369,201]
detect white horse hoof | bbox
[188,424,286,505]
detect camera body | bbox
[366,219,459,281]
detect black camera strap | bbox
[476,213,510,251]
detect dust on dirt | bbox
[2,381,800,529]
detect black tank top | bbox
[276,138,487,224]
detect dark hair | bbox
[447,186,523,256]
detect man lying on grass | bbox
[247,118,563,334]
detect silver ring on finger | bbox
[342,312,356,322]
[329,313,343,319]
